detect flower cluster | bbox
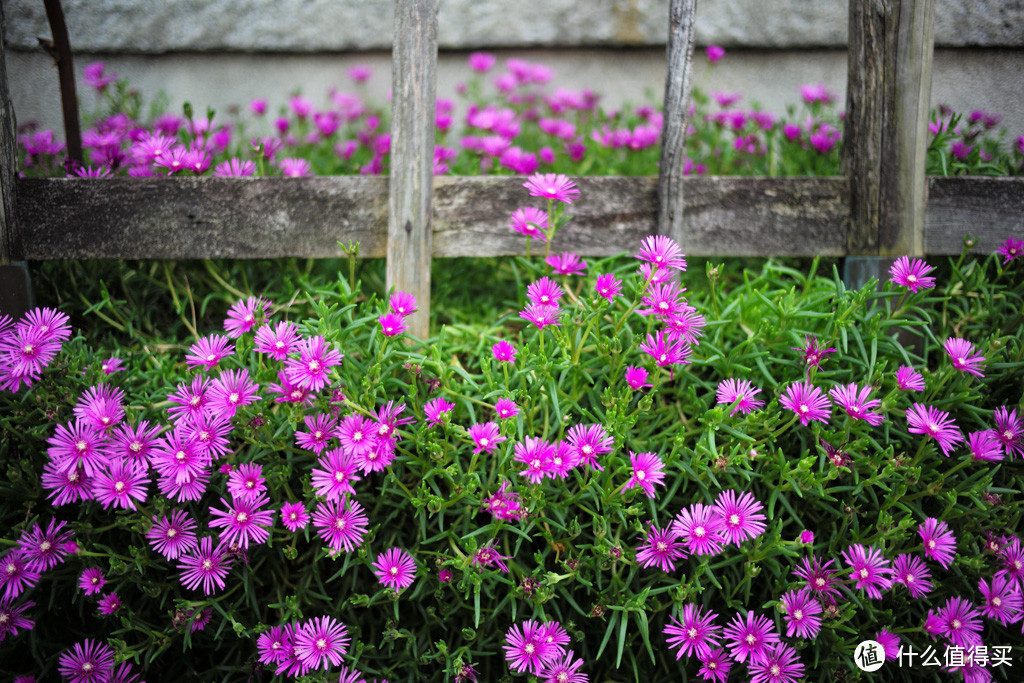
[0,308,72,392]
[503,619,588,681]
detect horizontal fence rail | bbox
[14,175,1023,261]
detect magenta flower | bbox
[722,611,780,664]
[146,510,199,561]
[778,588,822,639]
[468,51,496,72]
[468,421,505,454]
[224,296,270,338]
[780,381,831,425]
[503,620,558,674]
[227,462,267,500]
[545,252,587,276]
[424,397,455,426]
[58,639,115,683]
[97,592,121,615]
[943,337,985,377]
[295,413,340,454]
[41,460,92,507]
[566,423,613,471]
[636,235,687,273]
[715,378,764,416]
[390,291,418,316]
[841,544,892,599]
[876,629,901,660]
[639,330,691,367]
[257,624,294,665]
[672,503,725,556]
[594,273,623,301]
[510,207,549,241]
[494,397,519,419]
[92,460,149,510]
[73,383,125,430]
[713,489,767,545]
[337,414,375,456]
[621,451,665,498]
[624,366,651,390]
[520,303,562,329]
[906,403,963,456]
[78,568,106,596]
[373,548,417,590]
[285,336,343,393]
[978,573,1023,625]
[472,539,511,572]
[280,502,310,532]
[178,537,231,595]
[523,173,580,204]
[793,335,836,369]
[527,277,564,307]
[311,448,361,501]
[482,481,525,521]
[936,597,983,648]
[379,312,408,337]
[166,374,212,422]
[492,340,517,363]
[635,523,687,572]
[895,365,926,391]
[967,429,1004,461]
[706,45,726,62]
[110,420,161,465]
[889,256,936,292]
[998,236,1023,265]
[663,604,720,659]
[207,368,260,418]
[891,553,933,598]
[151,428,207,485]
[515,436,556,484]
[998,537,1024,585]
[293,616,350,671]
[918,517,957,568]
[312,498,369,553]
[793,555,842,599]
[101,356,124,374]
[17,519,73,571]
[829,382,884,425]
[799,530,815,544]
[0,550,40,601]
[637,281,688,319]
[46,419,110,477]
[994,406,1023,458]
[697,649,731,683]
[209,492,275,549]
[749,643,804,683]
[254,320,300,361]
[538,651,587,683]
[186,334,234,370]
[0,596,34,641]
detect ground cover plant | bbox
[17,48,1024,181]
[2,173,1023,682]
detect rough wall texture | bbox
[3,0,1023,52]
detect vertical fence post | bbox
[844,0,935,287]
[387,0,439,339]
[657,0,698,246]
[0,3,36,317]
[42,0,82,167]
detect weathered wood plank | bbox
[387,0,438,339]
[1,3,21,263]
[924,177,1024,254]
[16,177,389,259]
[844,0,935,256]
[15,175,1022,260]
[657,0,697,246]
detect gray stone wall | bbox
[3,0,1023,52]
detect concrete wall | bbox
[5,0,1024,140]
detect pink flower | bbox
[494,397,519,419]
[889,256,936,292]
[713,489,766,545]
[295,413,340,454]
[794,555,841,599]
[998,236,1023,264]
[468,51,496,72]
[896,365,925,391]
[594,273,623,301]
[482,481,525,521]
[208,492,275,549]
[624,366,651,390]
[799,530,815,544]
[673,503,726,556]
[778,588,822,639]
[705,45,725,63]
[545,252,587,276]
[780,381,831,425]
[967,429,1003,461]
[78,567,106,595]
[523,173,580,204]
[636,523,687,572]
[312,499,369,554]
[503,620,559,674]
[97,592,121,615]
[58,639,115,682]
[722,611,780,664]
[715,378,764,416]
[310,448,361,501]
[520,303,561,329]
[918,517,957,568]
[348,65,372,83]
[793,335,836,369]
[294,616,350,671]
[492,340,517,363]
[515,437,556,484]
[92,460,149,510]
[829,382,884,425]
[280,502,310,532]
[906,403,963,457]
[73,383,125,430]
[224,296,270,338]
[18,519,73,571]
[636,235,687,273]
[978,573,1023,625]
[207,368,260,418]
[379,312,408,337]
[373,548,417,590]
[147,509,199,560]
[83,62,116,91]
[749,643,804,683]
[639,330,691,367]
[390,291,418,317]
[424,397,455,426]
[994,406,1023,458]
[943,337,985,377]
[800,83,835,105]
[565,423,613,471]
[892,553,933,598]
[620,451,665,498]
[841,544,892,599]
[254,321,300,360]
[178,537,231,595]
[935,597,983,649]
[468,422,505,454]
[664,604,721,659]
[527,277,564,307]
[285,336,343,392]
[510,207,549,242]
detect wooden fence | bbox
[2,0,1023,337]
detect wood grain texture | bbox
[1,3,21,263]
[657,0,697,247]
[387,0,438,339]
[844,0,935,256]
[14,175,1021,260]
